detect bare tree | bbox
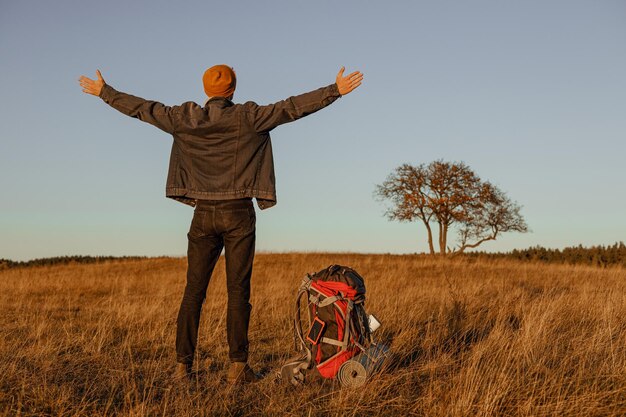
[375,160,528,255]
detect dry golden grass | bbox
[0,254,625,416]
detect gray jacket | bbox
[99,82,341,209]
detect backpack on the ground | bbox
[280,264,387,386]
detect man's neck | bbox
[204,96,233,106]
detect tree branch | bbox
[451,234,497,256]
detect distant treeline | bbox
[467,242,626,267]
[1,243,625,270]
[0,255,148,270]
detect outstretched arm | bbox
[252,67,363,132]
[78,70,180,134]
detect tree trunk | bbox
[442,223,449,256]
[424,222,435,255]
[437,222,444,256]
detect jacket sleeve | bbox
[249,83,342,133]
[99,84,180,134]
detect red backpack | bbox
[281,265,374,384]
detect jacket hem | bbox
[166,188,276,210]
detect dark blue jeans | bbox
[176,198,255,364]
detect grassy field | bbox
[0,254,625,416]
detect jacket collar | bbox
[204,97,234,108]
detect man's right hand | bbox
[78,70,105,97]
[336,67,363,96]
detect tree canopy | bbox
[375,160,528,255]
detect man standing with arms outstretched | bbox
[78,65,363,383]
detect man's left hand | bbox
[336,67,363,96]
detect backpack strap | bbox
[342,299,354,346]
[321,337,348,348]
[294,274,313,352]
[310,294,342,308]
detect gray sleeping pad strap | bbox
[280,349,311,386]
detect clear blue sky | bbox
[1,0,624,261]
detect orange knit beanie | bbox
[203,65,236,98]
